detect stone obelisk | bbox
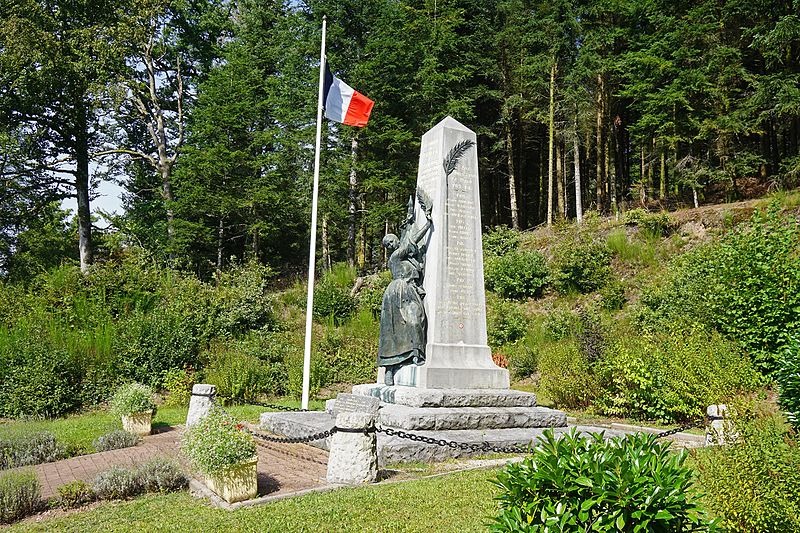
[387,116,509,389]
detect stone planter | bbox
[204,456,258,504]
[121,410,153,436]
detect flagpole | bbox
[301,15,327,411]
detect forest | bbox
[1,0,798,278]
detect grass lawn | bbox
[0,399,325,455]
[9,467,500,532]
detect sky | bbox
[61,179,125,228]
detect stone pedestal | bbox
[386,116,507,389]
[326,412,378,484]
[186,384,216,427]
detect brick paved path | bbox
[17,426,329,501]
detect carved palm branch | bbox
[416,187,432,217]
[443,139,476,177]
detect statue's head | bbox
[382,233,399,250]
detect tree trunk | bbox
[547,61,556,227]
[321,214,330,272]
[595,73,606,212]
[556,140,565,220]
[216,216,224,271]
[640,145,647,206]
[75,104,92,273]
[347,136,358,266]
[573,119,583,223]
[506,118,520,230]
[609,134,617,215]
[659,147,666,200]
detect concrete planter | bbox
[121,410,153,436]
[204,456,258,504]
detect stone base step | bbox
[375,404,566,430]
[259,411,622,466]
[351,384,538,408]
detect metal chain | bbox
[376,426,527,454]
[653,419,706,439]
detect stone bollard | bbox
[705,404,737,446]
[186,384,216,428]
[326,411,378,485]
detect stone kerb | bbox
[326,411,378,485]
[186,384,216,427]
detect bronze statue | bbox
[378,188,432,386]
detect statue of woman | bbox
[378,190,432,386]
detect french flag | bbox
[323,61,374,127]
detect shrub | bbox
[109,383,156,417]
[542,309,579,341]
[693,407,800,532]
[137,458,188,493]
[595,325,762,423]
[487,299,529,347]
[161,367,195,407]
[599,278,626,310]
[552,240,611,294]
[0,469,41,524]
[485,250,549,299]
[92,430,139,452]
[537,341,598,408]
[0,432,66,470]
[92,467,143,500]
[182,408,256,476]
[318,329,377,385]
[0,339,81,418]
[623,208,672,237]
[113,309,200,388]
[56,480,95,509]
[202,342,286,403]
[313,281,356,325]
[483,226,521,257]
[776,337,800,427]
[212,261,275,335]
[637,205,800,372]
[491,429,717,532]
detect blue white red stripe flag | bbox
[323,61,374,127]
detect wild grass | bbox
[606,229,658,266]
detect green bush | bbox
[113,310,200,388]
[552,240,611,294]
[537,341,598,409]
[595,325,762,423]
[318,329,377,385]
[136,458,188,493]
[212,261,275,336]
[109,383,156,417]
[600,278,626,311]
[92,467,143,500]
[542,309,579,341]
[487,299,529,347]
[491,429,717,532]
[0,432,66,470]
[202,340,287,403]
[623,208,673,237]
[485,250,549,299]
[92,430,139,452]
[776,337,800,427]
[0,469,41,524]
[0,338,81,418]
[313,282,356,325]
[182,408,256,476]
[693,407,800,532]
[55,480,95,509]
[483,226,521,257]
[161,367,196,407]
[638,205,800,372]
